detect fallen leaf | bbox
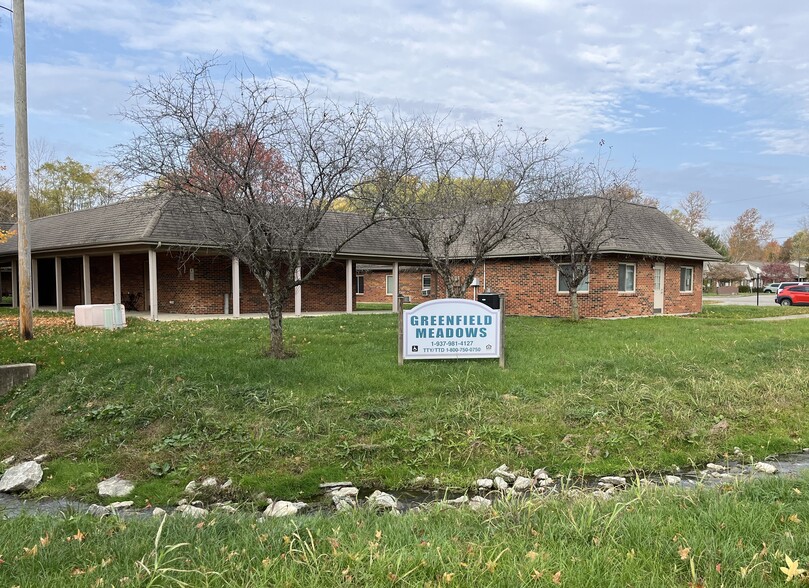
[679,546,691,560]
[526,550,538,561]
[552,570,562,584]
[780,555,806,582]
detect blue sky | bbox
[1,0,808,240]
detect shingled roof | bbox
[490,198,724,261]
[0,195,722,262]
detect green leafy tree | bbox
[698,228,728,259]
[31,157,120,217]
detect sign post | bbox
[499,294,505,368]
[397,294,404,366]
[399,297,504,367]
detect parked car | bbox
[775,282,804,294]
[775,285,809,306]
[762,282,781,293]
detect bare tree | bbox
[669,190,709,235]
[523,151,633,320]
[725,208,774,262]
[118,59,417,358]
[389,119,561,298]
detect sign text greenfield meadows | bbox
[401,298,503,362]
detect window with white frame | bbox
[421,274,431,294]
[355,275,364,295]
[618,263,636,293]
[680,266,694,292]
[385,274,394,296]
[557,264,589,293]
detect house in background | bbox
[0,196,722,319]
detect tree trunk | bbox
[266,276,286,358]
[569,290,580,321]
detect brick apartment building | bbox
[0,195,721,319]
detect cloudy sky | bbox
[1,0,808,238]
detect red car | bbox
[775,284,809,306]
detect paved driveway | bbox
[708,294,779,307]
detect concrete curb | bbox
[0,364,37,396]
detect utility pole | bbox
[13,0,33,339]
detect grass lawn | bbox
[0,307,808,507]
[1,473,809,586]
[356,301,417,311]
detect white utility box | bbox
[74,304,126,329]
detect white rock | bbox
[754,462,777,475]
[432,477,440,486]
[220,478,233,490]
[445,495,469,506]
[331,486,359,511]
[87,504,111,517]
[108,501,134,510]
[637,479,656,488]
[175,504,208,518]
[532,468,549,480]
[494,476,509,491]
[216,504,238,514]
[33,454,48,464]
[97,474,134,498]
[477,478,494,490]
[512,476,533,492]
[706,463,726,472]
[599,476,627,486]
[469,496,492,511]
[664,475,682,485]
[538,478,555,488]
[201,477,218,488]
[366,490,398,510]
[264,500,304,517]
[152,507,167,517]
[320,481,354,489]
[0,461,43,493]
[1,455,15,466]
[491,464,517,483]
[184,481,199,494]
[177,498,188,506]
[592,489,614,500]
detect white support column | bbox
[82,254,91,304]
[392,262,400,313]
[231,257,241,317]
[55,256,63,312]
[11,260,18,308]
[148,249,158,321]
[345,259,354,313]
[294,265,302,316]
[112,253,122,305]
[31,258,39,309]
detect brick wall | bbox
[48,250,704,318]
[357,268,436,304]
[358,256,704,317]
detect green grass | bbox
[1,473,809,587]
[0,307,808,507]
[694,304,809,319]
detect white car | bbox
[762,283,780,293]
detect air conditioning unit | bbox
[401,295,412,303]
[421,288,431,297]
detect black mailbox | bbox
[477,293,501,310]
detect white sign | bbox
[402,299,502,360]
